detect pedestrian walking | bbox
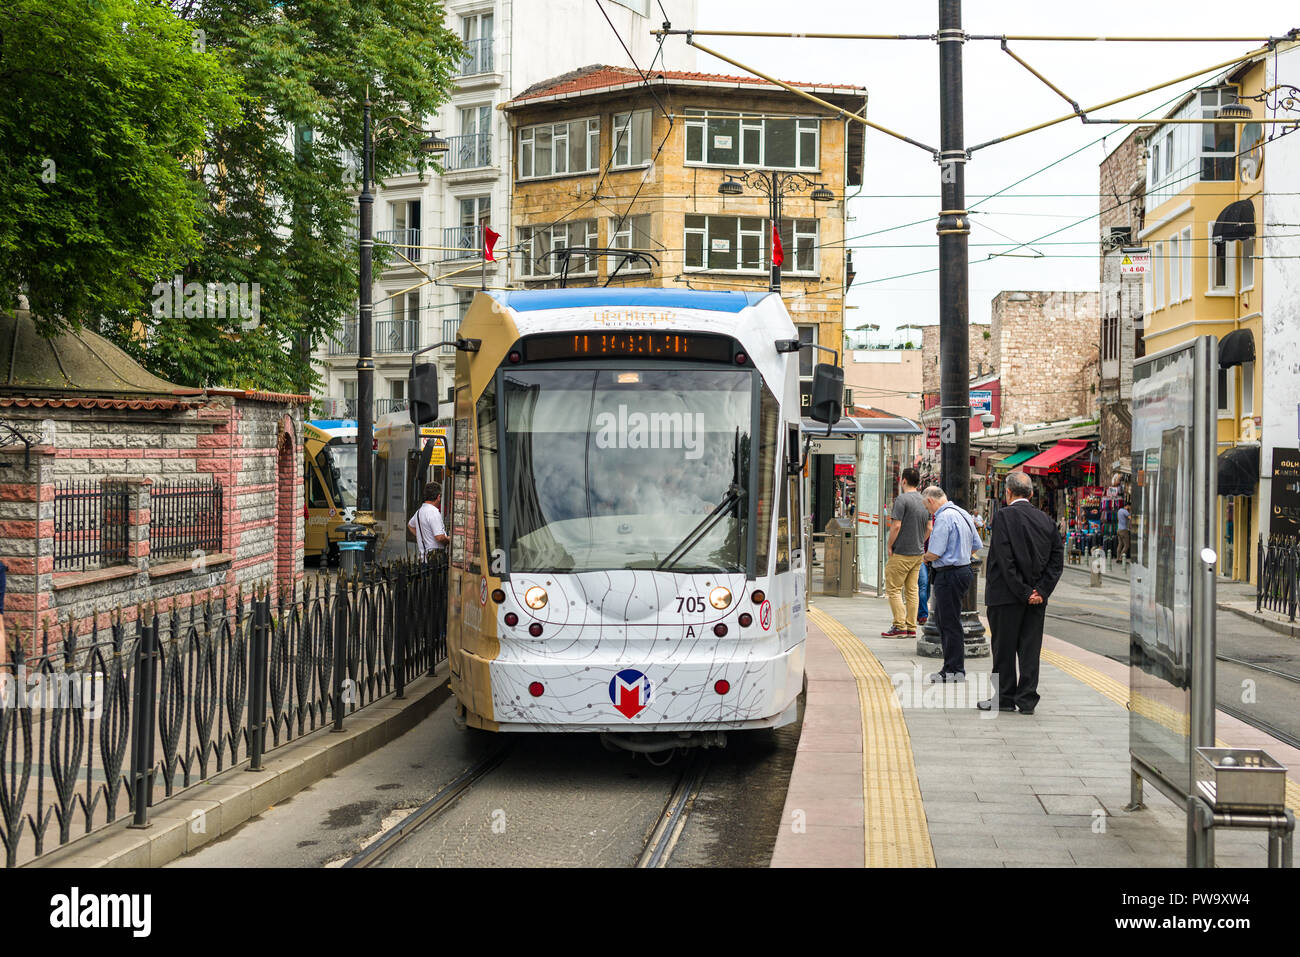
[1116,501,1131,562]
[407,483,449,558]
[980,470,1065,714]
[881,468,930,637]
[920,486,981,682]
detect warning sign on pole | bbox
[1119,247,1150,276]
[926,425,940,450]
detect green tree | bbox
[128,0,463,393]
[0,0,241,337]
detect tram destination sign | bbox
[525,331,735,363]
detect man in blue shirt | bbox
[921,486,981,682]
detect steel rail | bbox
[344,745,512,868]
[636,755,708,869]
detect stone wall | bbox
[0,393,304,647]
[989,291,1100,427]
[920,323,992,408]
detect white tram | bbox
[408,288,842,749]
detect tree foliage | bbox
[0,0,240,336]
[125,0,463,393]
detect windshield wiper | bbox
[657,483,742,571]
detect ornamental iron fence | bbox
[53,480,130,572]
[150,479,223,562]
[0,557,448,867]
[1257,536,1300,622]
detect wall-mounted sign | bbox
[834,452,855,476]
[926,425,940,450]
[710,238,731,252]
[1270,448,1300,540]
[1119,247,1150,276]
[712,135,733,150]
[969,390,992,414]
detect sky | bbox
[640,0,1297,341]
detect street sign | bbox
[969,390,992,414]
[833,452,855,476]
[1119,247,1150,276]
[926,425,940,450]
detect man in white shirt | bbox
[407,483,449,558]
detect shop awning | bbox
[1212,199,1255,245]
[993,449,1037,470]
[1218,328,1256,369]
[1019,439,1092,476]
[1217,444,1259,497]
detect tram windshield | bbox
[318,443,358,508]
[502,368,755,573]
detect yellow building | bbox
[500,65,867,410]
[1139,54,1270,584]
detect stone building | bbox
[988,291,1099,427]
[0,312,307,648]
[500,65,868,411]
[1097,127,1151,476]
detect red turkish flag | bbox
[771,223,784,268]
[483,226,500,262]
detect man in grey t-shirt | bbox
[882,467,931,637]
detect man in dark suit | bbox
[979,470,1064,715]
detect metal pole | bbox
[1189,335,1218,867]
[357,96,376,541]
[929,0,988,656]
[770,171,781,293]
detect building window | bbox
[684,111,820,170]
[1152,240,1164,310]
[612,110,653,168]
[459,13,493,75]
[1217,366,1236,418]
[1208,227,1236,293]
[1168,233,1181,303]
[609,215,652,273]
[517,220,600,278]
[684,215,818,274]
[1150,141,1161,185]
[1240,360,1254,418]
[1164,132,1173,175]
[1181,226,1193,300]
[1101,314,1120,364]
[1240,236,1255,290]
[796,324,817,379]
[518,117,600,180]
[1200,88,1237,182]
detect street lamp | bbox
[355,95,447,554]
[717,170,833,292]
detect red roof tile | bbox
[511,65,865,104]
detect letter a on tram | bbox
[609,669,651,719]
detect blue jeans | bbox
[917,562,930,620]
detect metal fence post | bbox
[332,576,350,732]
[128,610,158,829]
[394,563,408,700]
[247,590,270,771]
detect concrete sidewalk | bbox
[773,589,1298,868]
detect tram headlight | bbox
[524,586,548,610]
[708,586,732,610]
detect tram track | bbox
[636,753,710,868]
[344,744,512,868]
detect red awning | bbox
[1019,439,1093,476]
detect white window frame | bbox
[1180,226,1193,301]
[796,324,818,381]
[1217,365,1237,419]
[517,220,600,279]
[1168,233,1181,303]
[1240,236,1255,291]
[682,214,819,276]
[683,110,820,171]
[612,110,652,169]
[1240,360,1254,417]
[1199,87,1237,183]
[1207,225,1237,295]
[609,215,652,273]
[1152,241,1164,310]
[517,116,600,181]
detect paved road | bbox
[170,688,800,868]
[1026,566,1300,747]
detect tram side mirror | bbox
[808,363,844,426]
[408,362,439,426]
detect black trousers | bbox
[987,602,1047,710]
[931,565,973,675]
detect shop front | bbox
[1019,437,1103,552]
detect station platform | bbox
[772,591,1300,868]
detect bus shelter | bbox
[802,412,922,596]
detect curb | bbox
[25,670,451,869]
[1216,601,1300,639]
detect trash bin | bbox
[336,517,365,576]
[822,517,857,597]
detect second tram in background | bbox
[407,287,843,750]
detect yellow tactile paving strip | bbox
[808,606,935,868]
[1042,648,1300,814]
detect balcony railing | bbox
[375,228,423,263]
[320,397,359,419]
[375,397,409,416]
[374,318,419,354]
[443,133,492,172]
[328,321,358,356]
[442,318,460,354]
[458,36,494,76]
[442,225,483,261]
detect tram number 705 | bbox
[676,596,705,614]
